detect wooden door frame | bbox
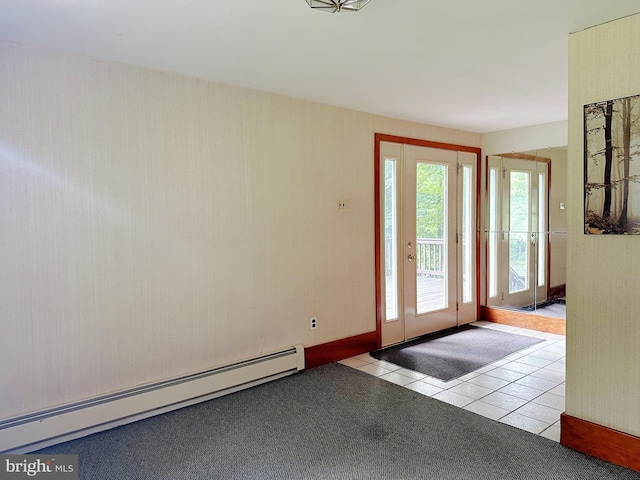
[374,133,482,348]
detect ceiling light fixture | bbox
[305,0,370,13]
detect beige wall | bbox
[482,121,567,157]
[0,41,481,419]
[567,13,640,436]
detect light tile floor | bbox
[339,321,565,442]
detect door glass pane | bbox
[538,172,546,288]
[416,162,447,313]
[384,158,398,320]
[509,171,530,293]
[488,167,498,298]
[461,165,472,303]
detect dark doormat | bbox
[370,325,544,381]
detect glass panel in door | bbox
[461,164,473,304]
[415,162,447,314]
[457,153,477,323]
[486,161,501,306]
[404,145,458,339]
[384,158,399,321]
[537,172,546,289]
[501,159,548,309]
[508,170,531,294]
[380,142,404,346]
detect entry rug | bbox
[370,325,544,381]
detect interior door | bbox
[380,141,476,346]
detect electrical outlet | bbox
[310,317,317,330]
[337,200,348,211]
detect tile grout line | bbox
[341,324,565,441]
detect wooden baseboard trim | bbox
[481,306,565,335]
[304,331,379,369]
[561,413,640,472]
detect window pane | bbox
[416,162,447,313]
[384,159,398,320]
[462,165,472,303]
[538,172,546,287]
[509,171,530,293]
[488,168,498,298]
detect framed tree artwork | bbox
[584,93,640,234]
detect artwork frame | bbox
[584,93,640,234]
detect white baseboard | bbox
[1,345,305,453]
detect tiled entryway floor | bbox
[339,321,565,442]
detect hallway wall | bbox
[566,12,640,437]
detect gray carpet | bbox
[370,325,544,381]
[34,363,640,479]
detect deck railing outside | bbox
[416,238,444,277]
[384,237,447,315]
[385,237,445,277]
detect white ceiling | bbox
[1,0,639,133]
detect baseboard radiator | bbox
[0,345,305,453]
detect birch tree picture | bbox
[584,93,640,234]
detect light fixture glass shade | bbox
[305,0,370,13]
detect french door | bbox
[380,141,477,347]
[486,156,548,309]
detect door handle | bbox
[407,254,415,261]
